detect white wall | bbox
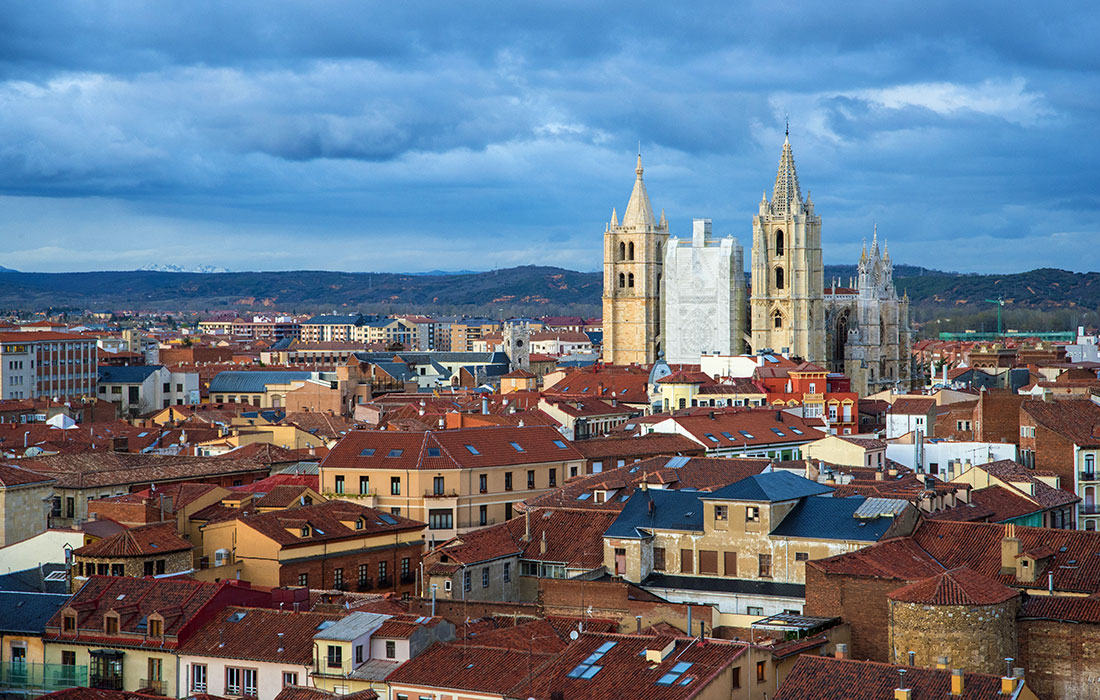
[886,441,1017,475]
[178,655,312,700]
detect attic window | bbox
[738,431,755,440]
[465,444,481,455]
[359,448,375,457]
[316,620,337,631]
[721,432,734,439]
[561,386,570,392]
[577,493,591,500]
[790,428,804,435]
[657,661,694,686]
[427,448,441,458]
[704,433,719,443]
[355,519,364,530]
[510,442,525,453]
[771,428,786,437]
[228,612,247,622]
[301,526,311,537]
[553,440,568,449]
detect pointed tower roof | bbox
[771,133,803,215]
[621,154,656,228]
[883,238,891,262]
[610,208,618,227]
[871,223,880,257]
[859,239,868,265]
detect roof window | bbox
[553,440,568,449]
[427,448,441,458]
[704,433,719,443]
[790,428,804,435]
[359,448,375,457]
[510,442,525,452]
[771,428,786,437]
[656,661,694,686]
[465,444,481,455]
[738,430,755,440]
[387,449,403,458]
[720,432,734,439]
[227,612,247,623]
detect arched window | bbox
[618,242,626,261]
[773,312,783,329]
[775,230,784,257]
[628,241,635,261]
[656,242,662,260]
[775,267,785,290]
[628,273,635,288]
[618,272,626,288]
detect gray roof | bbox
[604,489,706,539]
[303,314,367,326]
[705,470,834,502]
[97,364,162,384]
[348,658,402,681]
[208,371,313,394]
[641,572,806,599]
[769,495,900,542]
[356,351,508,366]
[0,591,71,634]
[0,564,69,594]
[313,611,390,641]
[853,497,910,519]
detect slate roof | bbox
[888,567,1019,606]
[769,496,904,542]
[208,371,313,394]
[604,489,707,539]
[179,606,345,664]
[0,564,69,594]
[0,591,71,634]
[311,611,389,641]
[97,365,162,384]
[74,522,192,558]
[706,470,834,502]
[774,655,1012,700]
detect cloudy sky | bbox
[1,1,1097,274]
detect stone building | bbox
[71,522,193,591]
[602,155,668,365]
[824,228,913,395]
[661,219,747,364]
[0,463,55,547]
[886,567,1020,676]
[750,131,826,364]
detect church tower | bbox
[750,132,825,363]
[602,154,669,365]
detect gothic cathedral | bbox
[601,155,668,365]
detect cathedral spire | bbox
[883,238,891,262]
[871,223,880,257]
[770,131,802,215]
[860,238,868,265]
[622,153,656,228]
[610,207,618,227]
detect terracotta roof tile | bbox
[1022,398,1100,445]
[238,500,423,547]
[0,463,55,487]
[887,567,1019,605]
[74,522,192,558]
[773,656,1011,700]
[274,686,377,700]
[179,606,345,664]
[386,642,555,696]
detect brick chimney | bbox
[1000,523,1022,574]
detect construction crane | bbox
[985,295,1006,335]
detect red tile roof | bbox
[656,370,713,385]
[528,633,746,700]
[386,642,555,696]
[1021,398,1100,445]
[238,500,423,547]
[322,426,583,472]
[887,398,937,415]
[0,463,55,487]
[74,522,192,558]
[887,567,1019,605]
[544,368,652,402]
[274,687,377,700]
[773,655,1012,700]
[571,433,705,460]
[657,409,826,449]
[179,606,345,664]
[1020,594,1100,624]
[22,452,268,489]
[216,442,305,465]
[253,484,317,508]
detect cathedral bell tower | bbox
[750,131,825,363]
[602,154,669,365]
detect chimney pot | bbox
[907,651,915,666]
[951,668,965,696]
[834,643,849,660]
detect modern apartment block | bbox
[0,332,98,401]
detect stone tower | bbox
[661,218,747,364]
[502,322,530,371]
[602,154,669,365]
[750,132,825,363]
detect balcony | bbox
[1081,471,1098,483]
[0,663,87,692]
[423,489,460,499]
[1081,504,1100,515]
[140,679,167,695]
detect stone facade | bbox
[661,219,747,364]
[74,548,193,583]
[1018,617,1100,700]
[602,155,668,365]
[750,134,825,364]
[0,478,54,547]
[824,230,913,396]
[887,597,1019,676]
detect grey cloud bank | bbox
[0,1,1097,274]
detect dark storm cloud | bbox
[0,1,1097,273]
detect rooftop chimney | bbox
[936,656,950,670]
[834,643,849,660]
[951,668,965,696]
[540,530,547,555]
[523,510,530,542]
[1001,523,1022,574]
[907,651,915,666]
[894,669,911,700]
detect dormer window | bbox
[594,490,606,503]
[355,518,364,530]
[301,525,311,537]
[105,613,119,635]
[148,616,163,638]
[63,613,76,632]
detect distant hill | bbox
[1,266,1097,333]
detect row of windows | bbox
[647,547,807,577]
[461,562,513,591]
[332,469,559,496]
[298,558,411,589]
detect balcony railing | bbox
[0,662,87,692]
[1081,471,1098,483]
[423,489,460,498]
[140,679,167,695]
[1080,504,1100,515]
[91,675,124,691]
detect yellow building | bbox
[0,591,75,695]
[319,426,586,541]
[602,154,668,365]
[803,434,888,469]
[603,471,918,616]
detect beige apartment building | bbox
[320,426,585,541]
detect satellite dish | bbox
[569,630,579,641]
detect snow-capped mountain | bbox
[137,264,230,273]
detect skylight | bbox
[739,430,755,439]
[553,440,568,449]
[561,386,570,392]
[427,448,441,458]
[387,449,403,458]
[465,444,480,455]
[378,513,398,525]
[510,442,525,452]
[656,661,694,686]
[771,428,786,437]
[720,432,734,439]
[790,428,804,435]
[316,620,336,631]
[359,448,375,457]
[577,493,591,500]
[704,433,719,443]
[228,612,247,623]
